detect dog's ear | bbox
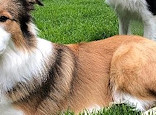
[26,0,43,11]
[28,0,44,6]
[33,0,44,6]
[36,0,43,6]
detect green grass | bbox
[33,0,143,44]
[60,104,141,115]
[32,0,144,114]
[33,0,118,44]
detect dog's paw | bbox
[142,107,156,115]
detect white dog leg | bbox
[142,107,156,115]
[118,15,131,35]
[143,17,156,40]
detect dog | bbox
[106,0,156,40]
[1,0,156,115]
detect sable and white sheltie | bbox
[1,0,156,115]
[106,0,156,40]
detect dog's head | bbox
[0,0,43,54]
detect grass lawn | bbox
[32,0,144,114]
[33,0,119,44]
[60,104,140,115]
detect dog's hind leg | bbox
[118,14,131,35]
[110,39,156,111]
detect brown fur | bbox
[66,35,144,113]
[12,35,156,115]
[111,36,156,101]
[1,0,156,115]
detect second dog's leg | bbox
[118,15,131,35]
[143,17,156,40]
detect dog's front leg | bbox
[118,14,131,35]
[142,107,156,115]
[143,17,156,40]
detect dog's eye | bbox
[0,16,9,22]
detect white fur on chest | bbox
[0,22,54,115]
[0,38,54,91]
[0,94,24,115]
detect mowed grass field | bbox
[32,0,143,114]
[33,0,119,44]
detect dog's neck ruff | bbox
[0,37,54,92]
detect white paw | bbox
[142,107,156,115]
